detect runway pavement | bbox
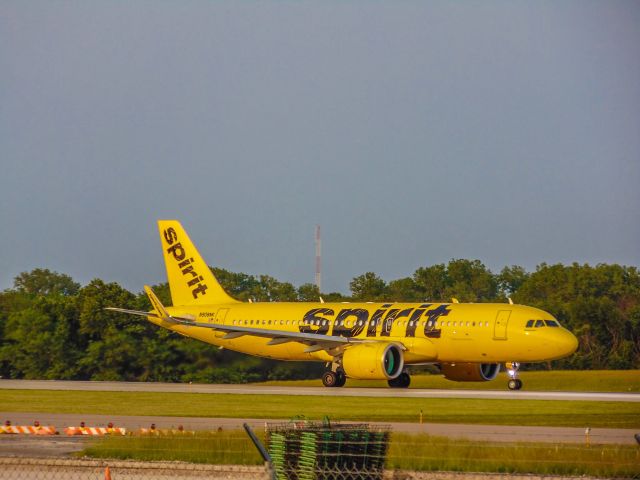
[1,412,637,445]
[1,379,639,402]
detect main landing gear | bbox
[506,362,523,390]
[388,371,411,388]
[322,369,346,388]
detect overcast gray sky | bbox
[1,1,639,294]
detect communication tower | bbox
[315,225,321,292]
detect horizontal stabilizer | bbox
[106,286,197,326]
[105,307,159,319]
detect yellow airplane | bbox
[108,220,578,390]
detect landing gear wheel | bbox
[506,362,522,391]
[335,371,346,387]
[388,372,411,388]
[507,379,523,390]
[322,371,338,387]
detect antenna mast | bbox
[315,225,321,292]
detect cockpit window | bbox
[526,319,561,329]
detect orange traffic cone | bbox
[104,466,112,480]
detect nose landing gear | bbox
[506,362,523,390]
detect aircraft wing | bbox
[175,319,368,352]
[105,306,374,354]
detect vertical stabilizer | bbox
[157,220,237,306]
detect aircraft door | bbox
[214,308,229,339]
[217,309,229,322]
[493,310,511,340]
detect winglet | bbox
[144,285,171,321]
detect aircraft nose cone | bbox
[560,329,579,356]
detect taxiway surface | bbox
[0,412,637,445]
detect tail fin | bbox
[158,220,237,306]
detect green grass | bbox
[1,389,638,428]
[258,370,640,392]
[82,430,640,478]
[387,433,640,478]
[82,431,264,465]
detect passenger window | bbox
[526,320,534,328]
[545,320,559,327]
[535,320,544,328]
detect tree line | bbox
[0,260,638,383]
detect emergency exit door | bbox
[494,310,511,340]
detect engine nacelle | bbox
[342,343,404,380]
[440,363,500,382]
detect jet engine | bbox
[342,343,404,380]
[440,362,500,382]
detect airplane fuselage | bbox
[153,301,577,364]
